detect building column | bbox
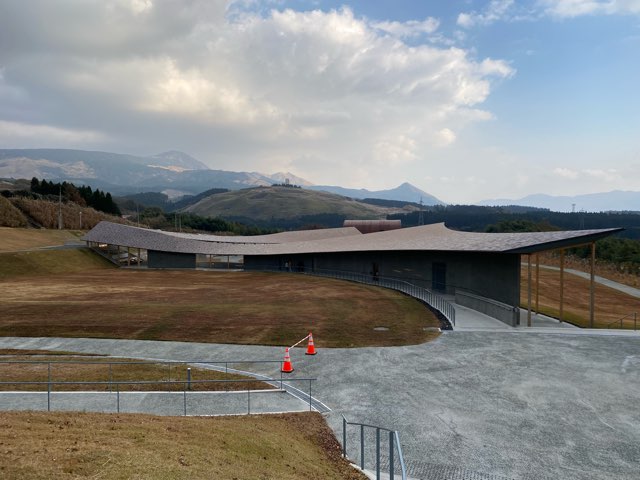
[137,248,141,266]
[527,254,532,327]
[535,253,540,314]
[590,242,596,328]
[559,249,565,323]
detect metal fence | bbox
[342,415,407,480]
[0,359,319,416]
[606,312,638,330]
[258,265,456,327]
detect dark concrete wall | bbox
[148,250,196,269]
[245,250,521,307]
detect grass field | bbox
[0,248,115,279]
[0,267,440,347]
[0,227,83,252]
[0,351,270,392]
[521,265,640,328]
[0,411,365,479]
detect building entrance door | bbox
[432,262,446,292]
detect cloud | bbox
[554,167,580,179]
[457,0,515,28]
[539,0,640,18]
[0,1,513,188]
[0,120,108,145]
[372,18,440,38]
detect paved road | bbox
[534,264,640,299]
[1,333,639,480]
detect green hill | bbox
[182,186,398,222]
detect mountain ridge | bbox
[478,190,640,213]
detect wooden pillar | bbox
[137,248,141,266]
[227,256,230,269]
[527,254,532,327]
[590,242,596,328]
[535,253,540,313]
[559,249,565,323]
[208,255,212,268]
[127,247,131,266]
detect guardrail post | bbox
[47,363,51,412]
[247,387,251,415]
[360,424,365,470]
[342,416,347,457]
[109,363,113,393]
[389,430,394,480]
[187,368,192,391]
[376,427,381,480]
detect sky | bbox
[0,0,639,204]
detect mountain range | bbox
[1,148,638,212]
[479,191,640,213]
[0,148,441,203]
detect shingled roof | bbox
[83,221,622,256]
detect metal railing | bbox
[0,359,320,415]
[342,415,407,480]
[256,265,456,327]
[606,312,638,330]
[0,378,317,416]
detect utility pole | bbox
[58,184,63,230]
[79,211,82,230]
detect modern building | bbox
[84,221,622,327]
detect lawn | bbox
[0,266,440,347]
[0,227,83,252]
[0,411,366,479]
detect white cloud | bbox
[584,168,621,182]
[372,18,440,38]
[0,2,514,188]
[0,120,107,145]
[554,167,580,179]
[457,0,515,28]
[539,0,640,18]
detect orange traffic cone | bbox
[305,332,317,355]
[281,347,294,373]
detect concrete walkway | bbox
[1,334,639,480]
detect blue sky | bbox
[0,0,638,204]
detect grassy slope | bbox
[0,411,366,480]
[0,196,28,227]
[184,186,389,220]
[0,248,115,279]
[0,227,83,252]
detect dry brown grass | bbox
[0,269,440,347]
[0,411,366,480]
[0,196,28,227]
[8,198,129,230]
[0,227,82,252]
[521,264,640,328]
[0,352,271,392]
[539,251,639,288]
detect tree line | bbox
[29,177,121,215]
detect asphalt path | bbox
[1,333,639,480]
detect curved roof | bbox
[83,221,622,256]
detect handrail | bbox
[255,265,455,327]
[342,414,407,480]
[606,312,638,330]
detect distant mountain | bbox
[309,182,444,205]
[147,151,209,171]
[478,191,640,213]
[0,148,437,205]
[268,171,314,186]
[0,149,277,194]
[183,185,405,222]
